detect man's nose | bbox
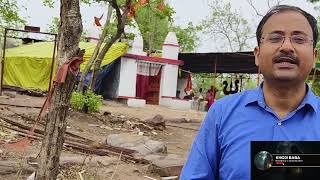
[279,37,295,53]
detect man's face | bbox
[254,11,317,84]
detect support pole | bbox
[48,35,58,91]
[0,28,8,96]
[240,75,243,92]
[213,60,217,87]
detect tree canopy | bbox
[200,0,252,52]
[0,0,25,31]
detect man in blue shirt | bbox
[181,5,320,180]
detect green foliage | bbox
[311,16,320,95]
[103,14,137,42]
[200,0,251,52]
[42,0,55,8]
[169,22,200,52]
[0,0,25,30]
[43,0,194,53]
[70,91,86,111]
[193,73,258,99]
[46,17,60,34]
[42,0,93,7]
[70,91,103,113]
[46,16,88,40]
[85,91,103,112]
[312,78,320,96]
[134,1,173,51]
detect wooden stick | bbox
[166,123,199,131]
[6,109,45,126]
[0,102,41,108]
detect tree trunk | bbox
[35,0,83,179]
[78,3,113,92]
[89,0,132,90]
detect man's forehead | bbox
[261,10,312,35]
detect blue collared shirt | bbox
[180,85,320,180]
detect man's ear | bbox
[313,48,318,68]
[254,46,260,66]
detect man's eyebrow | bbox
[266,30,310,36]
[291,31,309,36]
[268,30,285,35]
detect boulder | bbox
[106,133,167,155]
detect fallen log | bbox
[0,124,42,138]
[0,116,148,164]
[0,115,44,135]
[0,115,90,144]
[0,102,42,108]
[0,160,36,175]
[5,109,45,126]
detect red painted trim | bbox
[118,96,136,99]
[124,53,184,66]
[161,96,176,99]
[163,43,180,47]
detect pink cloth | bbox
[207,90,216,109]
[184,73,192,92]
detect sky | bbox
[168,0,317,52]
[17,0,318,52]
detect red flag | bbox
[94,14,103,27]
[157,1,165,12]
[138,0,149,6]
[128,3,136,18]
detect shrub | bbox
[70,91,103,113]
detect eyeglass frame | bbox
[260,33,314,48]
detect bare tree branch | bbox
[276,0,285,5]
[246,0,263,17]
[78,3,113,92]
[268,0,271,8]
[201,0,252,52]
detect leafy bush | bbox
[70,91,103,113]
[85,91,103,112]
[70,91,85,111]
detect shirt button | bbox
[277,122,282,126]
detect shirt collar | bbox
[302,85,318,112]
[244,84,264,106]
[244,83,318,112]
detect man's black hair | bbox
[256,5,318,48]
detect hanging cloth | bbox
[136,62,161,99]
[184,73,192,92]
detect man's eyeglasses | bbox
[261,33,313,48]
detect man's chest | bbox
[217,110,320,179]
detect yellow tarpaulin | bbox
[4,57,53,91]
[4,41,129,91]
[80,42,129,71]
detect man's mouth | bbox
[273,56,299,65]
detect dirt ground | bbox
[0,92,206,180]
